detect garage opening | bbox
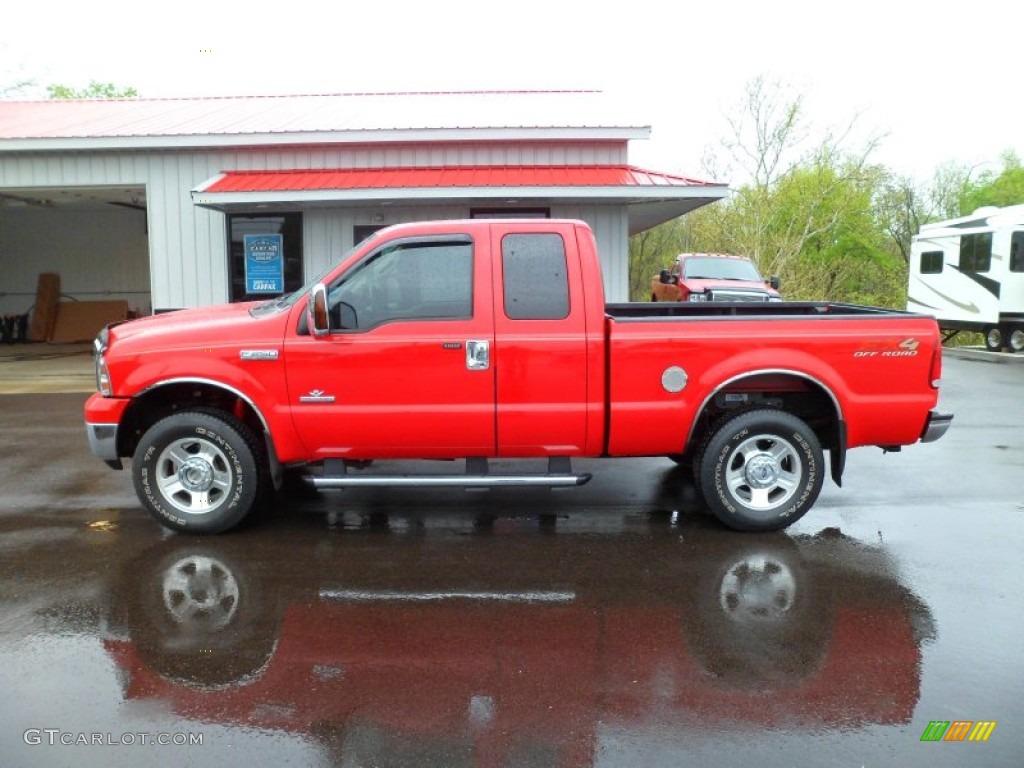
[0,185,151,341]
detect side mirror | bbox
[769,275,781,291]
[308,283,329,336]
[659,269,678,285]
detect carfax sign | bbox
[243,234,284,293]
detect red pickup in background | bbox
[651,252,782,303]
[85,219,951,534]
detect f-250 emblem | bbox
[299,389,336,404]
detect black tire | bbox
[132,410,264,534]
[1008,324,1024,354]
[697,409,824,532]
[984,325,1003,352]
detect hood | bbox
[685,278,780,297]
[108,301,288,352]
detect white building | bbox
[0,91,726,316]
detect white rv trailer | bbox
[907,204,1024,352]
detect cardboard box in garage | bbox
[49,300,129,343]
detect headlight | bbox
[768,296,783,303]
[94,330,112,396]
[688,293,708,302]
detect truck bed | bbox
[603,301,942,457]
[605,301,906,320]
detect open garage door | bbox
[0,185,151,342]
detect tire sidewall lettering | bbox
[701,411,824,531]
[133,412,261,534]
[189,427,245,509]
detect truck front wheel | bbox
[132,410,264,534]
[697,409,823,532]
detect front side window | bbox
[327,240,472,331]
[502,233,569,320]
[920,250,944,274]
[1011,232,1024,273]
[959,232,992,272]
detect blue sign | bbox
[244,234,284,294]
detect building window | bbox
[327,239,473,331]
[920,250,944,274]
[228,214,303,302]
[471,208,550,219]
[1011,232,1024,273]
[501,233,569,320]
[958,232,992,272]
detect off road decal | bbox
[854,338,920,358]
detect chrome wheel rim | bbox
[724,433,801,511]
[156,437,233,515]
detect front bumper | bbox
[920,410,953,443]
[85,422,122,469]
[84,393,130,470]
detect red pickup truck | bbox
[651,252,782,303]
[84,219,951,534]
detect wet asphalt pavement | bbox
[0,356,1021,767]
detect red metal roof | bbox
[0,91,641,140]
[200,165,717,193]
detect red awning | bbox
[198,165,717,193]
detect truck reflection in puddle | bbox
[103,517,934,766]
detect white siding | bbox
[0,207,150,315]
[303,205,473,278]
[0,141,630,310]
[304,204,630,301]
[551,204,630,302]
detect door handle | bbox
[466,340,490,371]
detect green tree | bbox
[629,77,906,306]
[628,218,688,300]
[929,162,971,219]
[47,81,138,99]
[874,173,925,264]
[1,78,34,98]
[959,152,1024,212]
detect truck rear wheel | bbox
[132,410,264,534]
[697,409,823,532]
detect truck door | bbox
[491,223,589,455]
[285,233,496,458]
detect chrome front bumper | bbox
[920,411,953,443]
[85,422,123,469]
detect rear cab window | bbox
[501,233,569,320]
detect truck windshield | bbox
[684,257,762,282]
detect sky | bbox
[2,0,1022,185]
